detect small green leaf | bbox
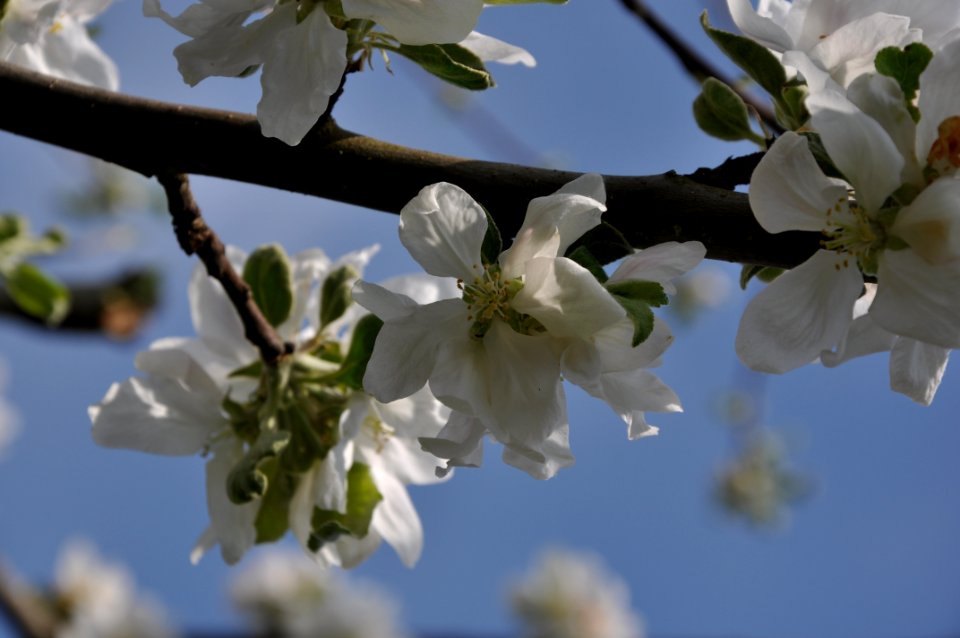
[243,244,294,328]
[740,264,784,289]
[5,263,70,324]
[612,295,655,347]
[605,280,668,307]
[278,402,341,473]
[327,314,383,391]
[480,206,503,267]
[226,429,291,504]
[389,43,494,91]
[320,264,359,329]
[228,360,263,379]
[693,78,762,143]
[308,462,383,552]
[701,11,786,98]
[0,215,24,243]
[253,459,296,543]
[777,84,809,130]
[566,246,608,283]
[875,43,933,122]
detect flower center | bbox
[363,413,394,453]
[458,264,544,339]
[820,196,886,274]
[926,116,960,180]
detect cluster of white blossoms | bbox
[511,548,645,638]
[721,0,960,404]
[231,549,408,638]
[53,540,176,638]
[90,246,453,568]
[146,0,536,145]
[0,0,118,89]
[356,174,704,479]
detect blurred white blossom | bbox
[54,540,176,638]
[231,549,408,638]
[511,549,645,638]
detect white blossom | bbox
[90,246,449,568]
[356,175,701,479]
[511,548,645,638]
[0,0,119,89]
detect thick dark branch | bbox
[158,173,291,365]
[0,63,819,269]
[617,0,784,135]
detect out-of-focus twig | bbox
[158,172,292,366]
[618,0,784,134]
[0,562,55,638]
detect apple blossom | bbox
[0,0,118,89]
[90,245,451,568]
[356,174,702,479]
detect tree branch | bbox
[158,172,292,365]
[0,563,55,638]
[0,62,819,269]
[617,0,784,135]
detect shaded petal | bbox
[500,424,574,481]
[375,385,448,440]
[808,13,915,88]
[727,0,794,50]
[891,177,960,266]
[890,338,950,405]
[736,250,863,373]
[748,132,848,233]
[189,248,256,365]
[418,410,486,477]
[460,31,535,67]
[257,6,348,145]
[142,0,271,38]
[369,468,423,567]
[342,0,483,45]
[512,257,624,339]
[33,18,119,89]
[918,37,960,161]
[807,86,904,213]
[362,298,466,402]
[205,440,258,565]
[607,241,706,293]
[400,183,487,281]
[874,249,960,348]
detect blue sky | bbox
[2,1,960,636]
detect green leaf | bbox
[693,78,761,143]
[604,280,666,347]
[777,84,809,130]
[480,206,503,267]
[327,314,383,391]
[320,264,359,329]
[228,360,263,379]
[308,462,383,551]
[701,11,786,98]
[605,280,668,307]
[242,244,294,328]
[278,401,342,473]
[739,264,784,289]
[253,459,296,543]
[875,43,933,122]
[389,43,494,91]
[5,263,70,324]
[226,428,291,504]
[0,214,24,243]
[566,246,608,283]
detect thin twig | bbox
[0,563,55,638]
[617,0,784,134]
[0,63,820,269]
[157,172,292,366]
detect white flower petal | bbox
[726,0,794,51]
[460,31,535,67]
[205,440,258,565]
[369,468,423,567]
[342,0,483,45]
[736,250,864,373]
[874,249,960,348]
[889,338,950,406]
[500,424,574,481]
[607,241,706,293]
[820,313,897,368]
[891,177,960,266]
[512,257,624,339]
[807,13,915,88]
[419,409,486,470]
[257,6,348,145]
[917,37,960,171]
[399,182,487,281]
[189,249,257,365]
[747,132,848,234]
